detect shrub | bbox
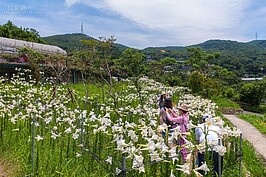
[239,81,266,106]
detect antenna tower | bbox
[81,23,83,34]
[256,32,258,40]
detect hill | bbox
[42,33,266,77]
[247,40,266,48]
[142,39,266,77]
[42,33,129,53]
[42,33,93,52]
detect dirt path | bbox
[223,114,266,163]
[0,165,8,177]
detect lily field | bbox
[0,69,245,176]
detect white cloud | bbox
[64,0,255,47]
[65,0,82,6]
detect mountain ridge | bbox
[42,33,266,53]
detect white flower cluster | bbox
[0,71,242,176]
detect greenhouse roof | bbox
[0,37,67,55]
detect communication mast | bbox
[81,23,83,34]
[256,32,258,40]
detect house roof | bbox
[241,77,263,81]
[0,37,67,55]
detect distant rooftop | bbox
[0,37,67,55]
[241,77,263,81]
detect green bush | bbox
[239,81,266,106]
[222,87,239,100]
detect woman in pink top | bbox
[166,104,189,162]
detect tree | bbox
[18,47,45,82]
[78,36,120,107]
[118,48,146,78]
[45,54,70,83]
[188,71,205,94]
[118,48,146,105]
[212,66,240,86]
[239,81,266,106]
[186,47,220,77]
[0,20,46,43]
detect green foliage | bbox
[238,114,266,135]
[0,21,46,43]
[239,81,266,106]
[188,71,221,98]
[212,66,240,86]
[188,71,205,94]
[118,48,147,78]
[186,47,220,77]
[221,86,239,100]
[242,140,266,177]
[142,39,266,77]
[201,78,222,98]
[211,96,241,108]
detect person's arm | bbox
[159,108,166,125]
[166,111,183,124]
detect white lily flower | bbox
[76,153,82,157]
[64,127,72,134]
[128,130,139,142]
[176,163,192,175]
[106,156,112,164]
[117,139,129,150]
[115,168,122,175]
[170,170,176,177]
[35,135,43,141]
[194,162,210,175]
[187,120,198,130]
[72,133,79,140]
[216,145,227,156]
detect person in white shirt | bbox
[195,114,223,176]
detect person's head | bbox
[201,114,209,123]
[164,98,172,108]
[177,104,189,114]
[160,92,167,100]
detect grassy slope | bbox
[238,114,266,136]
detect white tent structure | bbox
[0,36,67,55]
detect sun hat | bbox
[177,104,189,112]
[161,91,167,95]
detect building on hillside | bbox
[241,77,263,81]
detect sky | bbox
[1,0,266,49]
